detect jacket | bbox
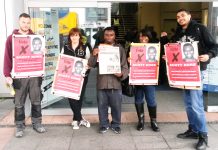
[88,44,128,90]
[172,20,218,70]
[3,29,34,77]
[62,44,87,59]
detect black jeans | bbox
[68,76,88,121]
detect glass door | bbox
[28,2,111,112]
[203,2,218,112]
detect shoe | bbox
[135,103,145,131]
[15,124,25,138]
[33,124,46,133]
[79,118,91,128]
[177,129,198,139]
[111,127,121,134]
[71,121,79,130]
[151,119,160,132]
[196,133,208,150]
[147,106,159,132]
[15,128,24,138]
[99,127,109,134]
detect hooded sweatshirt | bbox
[172,20,218,70]
[3,29,34,77]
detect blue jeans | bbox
[134,85,157,107]
[97,89,122,128]
[183,89,207,134]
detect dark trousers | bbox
[68,76,88,121]
[13,77,43,126]
[97,89,122,128]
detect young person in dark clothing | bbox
[127,29,160,132]
[62,28,91,130]
[161,9,218,150]
[3,13,46,138]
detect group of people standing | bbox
[3,8,218,150]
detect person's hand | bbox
[6,77,13,85]
[162,55,166,61]
[85,64,91,70]
[199,54,209,62]
[161,32,168,37]
[114,73,123,78]
[42,48,48,53]
[92,48,99,56]
[127,57,130,63]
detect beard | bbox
[20,27,29,33]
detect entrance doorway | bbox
[27,1,218,115]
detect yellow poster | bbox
[58,12,78,35]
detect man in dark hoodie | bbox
[3,13,46,138]
[161,9,218,150]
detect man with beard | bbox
[3,13,46,138]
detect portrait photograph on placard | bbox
[51,54,87,100]
[129,43,160,85]
[164,42,201,89]
[12,34,45,78]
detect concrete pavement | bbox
[1,123,218,150]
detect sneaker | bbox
[71,121,79,130]
[177,129,198,139]
[79,118,91,128]
[99,127,109,134]
[15,124,25,138]
[15,128,24,138]
[196,134,208,150]
[33,124,46,133]
[111,127,121,134]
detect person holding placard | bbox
[62,28,91,130]
[3,13,46,138]
[127,29,160,132]
[88,27,128,134]
[161,9,218,150]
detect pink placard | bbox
[165,42,201,89]
[129,43,160,85]
[12,35,45,78]
[52,54,87,100]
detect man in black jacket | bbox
[162,9,218,150]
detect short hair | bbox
[177,8,191,15]
[19,13,30,19]
[75,61,83,67]
[183,43,194,52]
[32,37,42,44]
[104,27,115,34]
[148,46,157,53]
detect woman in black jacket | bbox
[62,28,91,129]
